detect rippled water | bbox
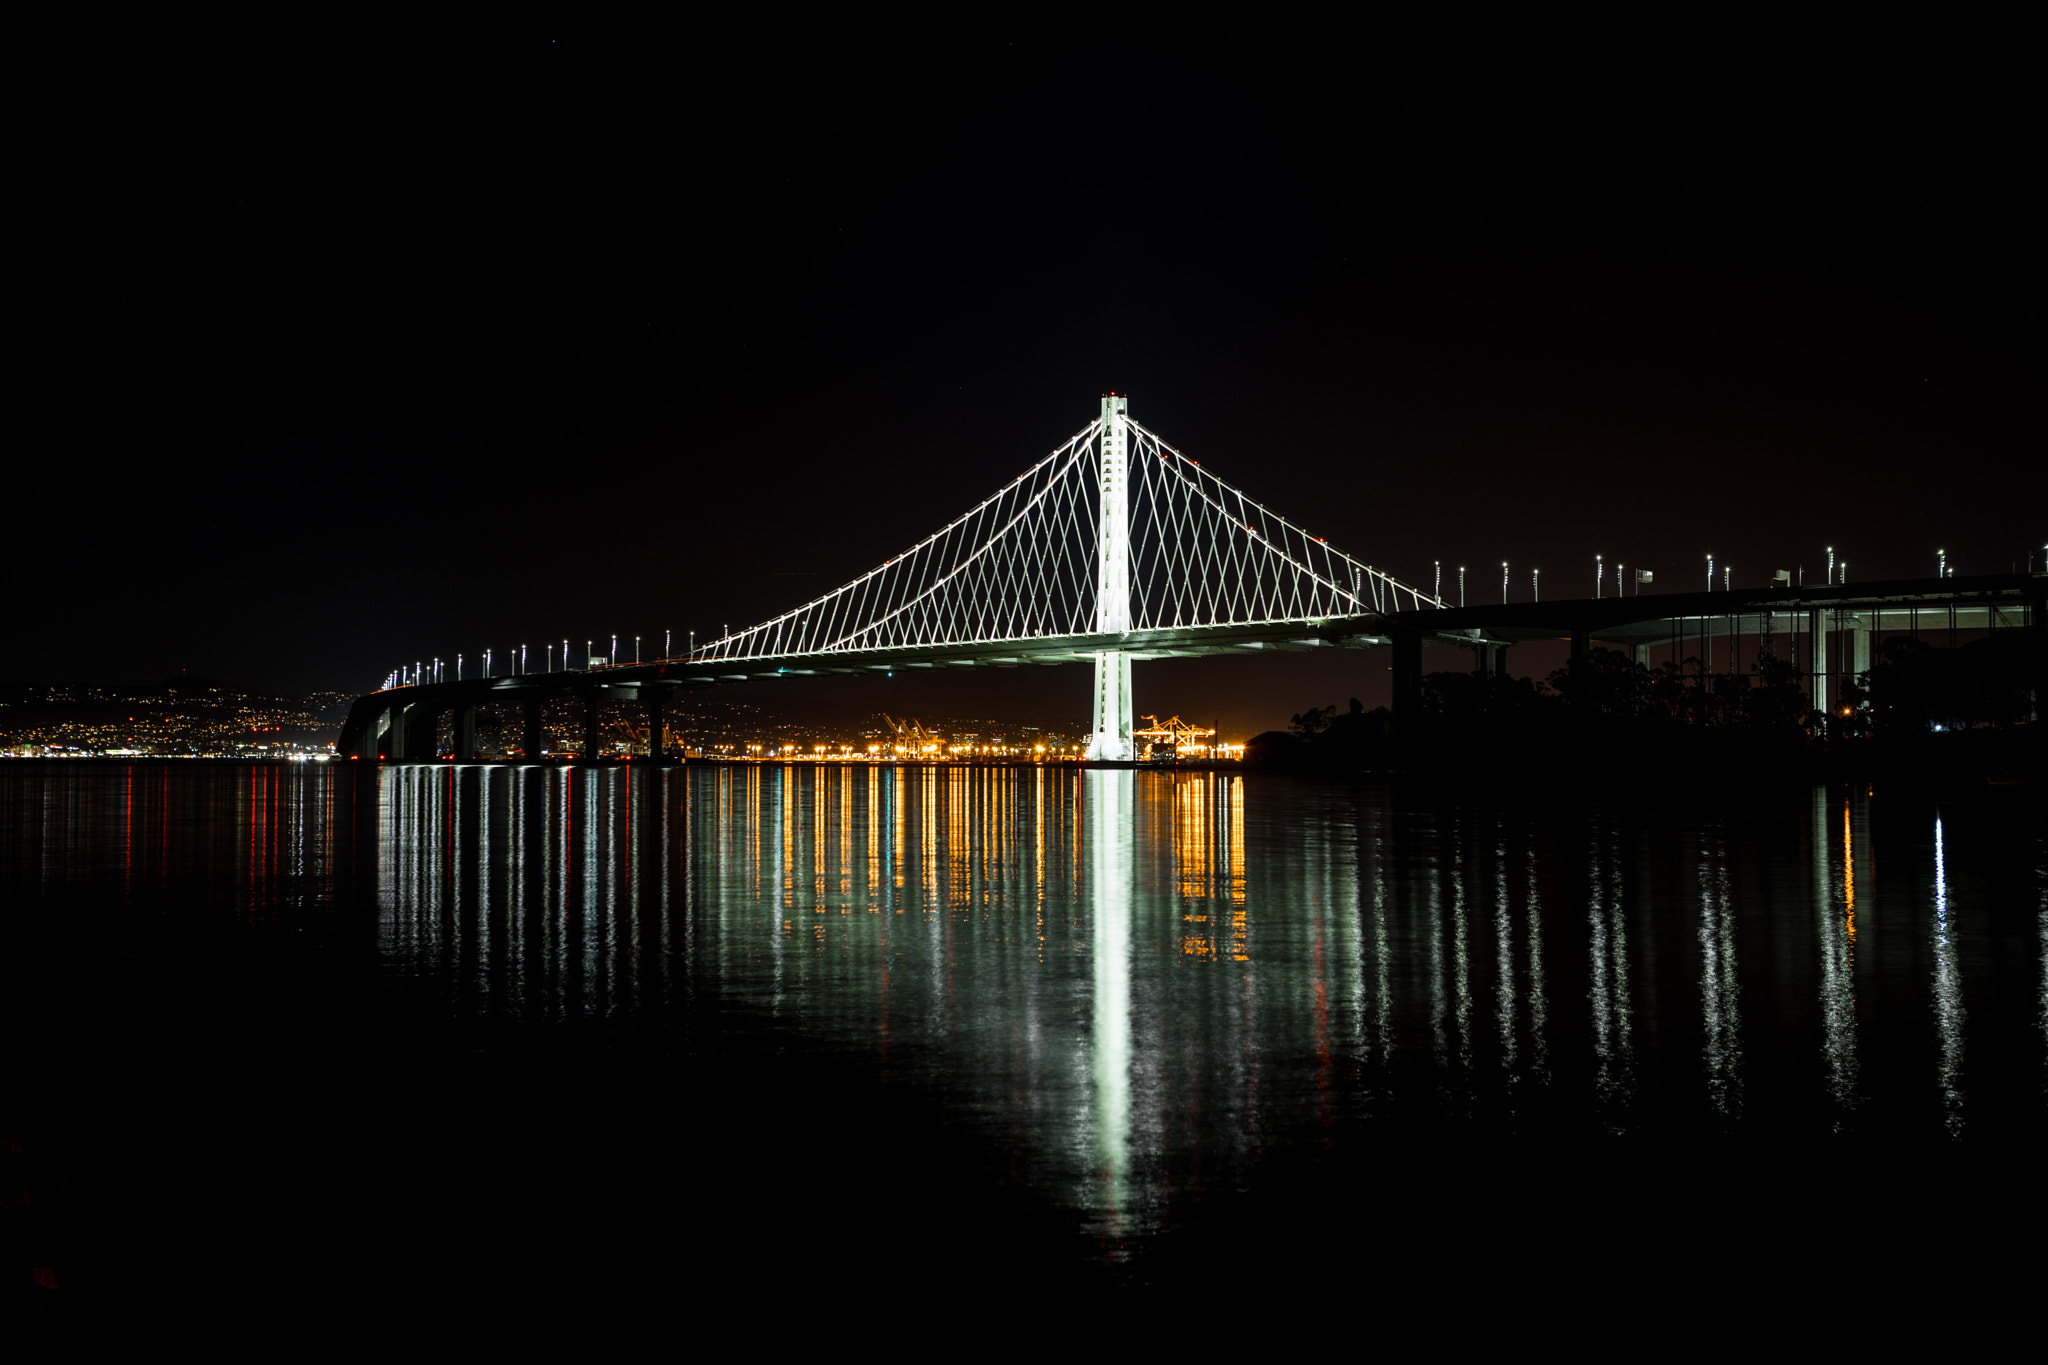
[4,761,2044,1304]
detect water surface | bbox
[4,762,2043,1303]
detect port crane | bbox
[1134,714,1217,758]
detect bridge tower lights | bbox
[1597,554,1603,599]
[1459,567,1465,607]
[1086,392,1136,762]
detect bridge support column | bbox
[454,702,477,761]
[405,704,439,761]
[386,702,410,760]
[1808,607,1830,728]
[1391,631,1422,719]
[523,699,545,760]
[1473,643,1493,677]
[646,692,665,763]
[583,694,603,763]
[1086,652,1135,762]
[1849,616,1872,683]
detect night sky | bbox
[19,30,2039,733]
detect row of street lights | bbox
[384,629,695,690]
[1423,545,1973,609]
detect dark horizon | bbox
[16,29,2040,719]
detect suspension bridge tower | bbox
[1086,393,1136,761]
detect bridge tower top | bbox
[1098,393,1130,635]
[1088,393,1136,760]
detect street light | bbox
[520,644,527,676]
[1596,554,1603,599]
[1828,545,1836,586]
[635,635,641,664]
[1706,554,1714,591]
[1533,567,1540,602]
[1434,560,1441,602]
[485,649,492,677]
[1458,567,1465,608]
[547,644,554,673]
[456,653,463,681]
[1501,561,1509,604]
[1938,548,1947,579]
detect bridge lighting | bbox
[611,634,618,661]
[1828,546,1835,585]
[1724,567,1730,591]
[547,644,554,673]
[1502,562,1509,604]
[456,653,463,681]
[520,644,527,676]
[485,649,492,676]
[1597,555,1603,599]
[562,640,568,672]
[1533,568,1540,602]
[1459,567,1465,607]
[1938,548,1947,578]
[1706,555,1714,591]
[635,635,641,664]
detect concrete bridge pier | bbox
[646,692,666,763]
[523,699,544,760]
[385,702,409,760]
[407,703,441,760]
[582,694,603,763]
[1391,630,1422,717]
[454,702,477,761]
[1808,607,1830,725]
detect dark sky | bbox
[17,29,2040,731]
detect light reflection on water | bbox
[6,761,2045,1257]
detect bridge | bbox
[339,396,2045,761]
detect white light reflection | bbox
[1698,828,1742,1120]
[1084,769,1134,1247]
[1931,811,1965,1139]
[1494,826,1517,1093]
[1589,826,1634,1128]
[1525,842,1549,1087]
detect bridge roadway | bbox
[339,571,2043,761]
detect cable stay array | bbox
[698,416,1442,663]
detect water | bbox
[4,762,2044,1308]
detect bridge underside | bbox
[339,615,1483,762]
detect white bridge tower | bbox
[1086,393,1135,761]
